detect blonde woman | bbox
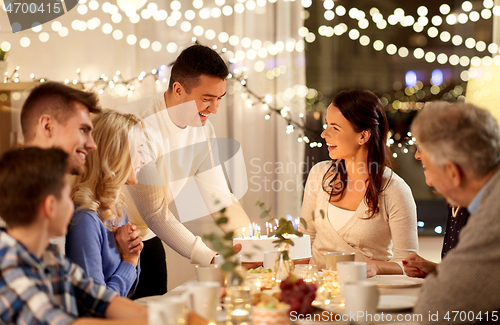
[66,110,146,297]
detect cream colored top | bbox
[300,161,418,270]
[328,203,356,231]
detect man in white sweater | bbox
[410,102,500,324]
[118,45,250,298]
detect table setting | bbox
[136,209,424,324]
[137,248,425,325]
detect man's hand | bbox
[233,243,242,255]
[403,253,437,277]
[114,223,143,267]
[210,243,242,264]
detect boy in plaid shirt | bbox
[0,148,147,324]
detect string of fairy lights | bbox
[3,0,500,68]
[2,0,499,101]
[0,43,321,147]
[0,57,463,156]
[1,0,498,108]
[1,0,498,154]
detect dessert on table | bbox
[233,221,312,263]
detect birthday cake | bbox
[234,234,312,263]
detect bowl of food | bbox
[246,266,274,291]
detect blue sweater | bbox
[65,209,140,297]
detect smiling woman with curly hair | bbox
[66,110,147,297]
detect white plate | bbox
[367,275,425,288]
[377,295,417,311]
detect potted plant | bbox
[256,199,307,284]
[203,200,249,285]
[203,203,252,323]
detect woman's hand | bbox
[403,253,437,277]
[365,261,379,277]
[365,260,405,277]
[114,222,143,267]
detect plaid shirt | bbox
[0,231,118,324]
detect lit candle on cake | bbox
[266,222,269,237]
[242,227,245,239]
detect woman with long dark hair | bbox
[301,89,418,276]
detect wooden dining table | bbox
[136,275,425,324]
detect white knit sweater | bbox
[117,93,250,265]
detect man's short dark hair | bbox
[0,147,68,227]
[168,45,229,92]
[21,82,102,142]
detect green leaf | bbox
[221,207,226,214]
[300,218,308,230]
[251,244,263,251]
[260,202,265,208]
[275,226,285,239]
[320,209,325,219]
[220,246,235,258]
[215,200,220,205]
[283,250,290,260]
[216,217,228,225]
[212,240,226,253]
[260,211,269,219]
[285,221,296,234]
[221,261,234,273]
[272,238,294,247]
[223,232,234,241]
[203,234,216,241]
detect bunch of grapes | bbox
[280,276,317,314]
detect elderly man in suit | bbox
[410,102,500,324]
